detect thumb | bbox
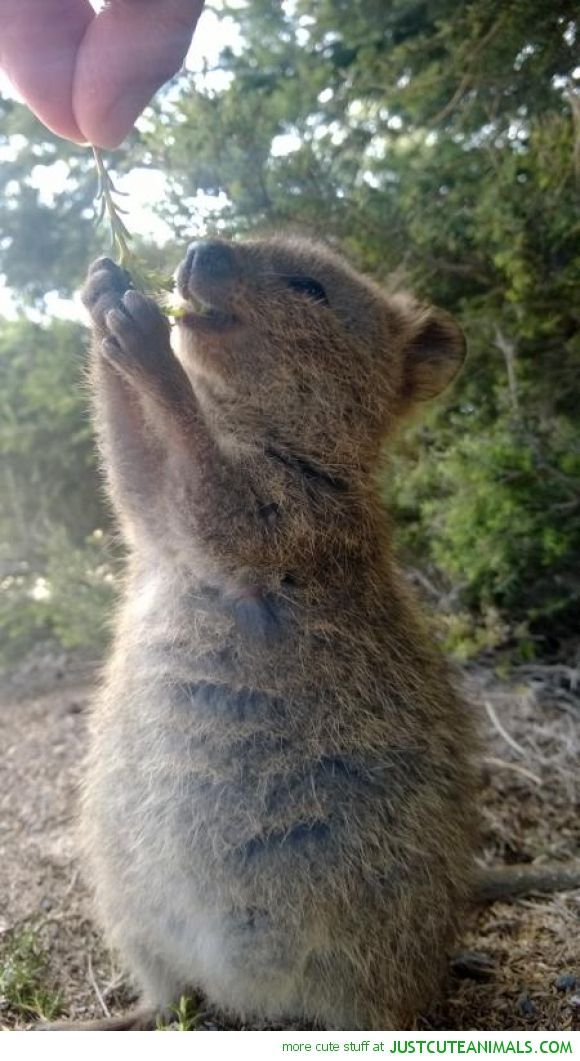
[73,0,204,149]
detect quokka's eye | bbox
[287,276,329,305]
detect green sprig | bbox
[92,147,186,317]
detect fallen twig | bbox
[483,755,543,787]
[87,952,110,1018]
[484,698,528,757]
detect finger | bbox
[106,305,141,348]
[82,263,128,303]
[82,269,128,327]
[88,257,131,283]
[122,290,170,339]
[73,0,205,148]
[0,0,93,142]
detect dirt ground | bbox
[0,652,578,1031]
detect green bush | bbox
[0,315,115,665]
[0,530,117,665]
[390,415,580,656]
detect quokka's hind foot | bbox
[36,1006,160,1031]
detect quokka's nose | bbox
[183,240,237,282]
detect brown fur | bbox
[78,236,475,1030]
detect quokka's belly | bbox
[84,674,467,1021]
[84,684,349,1009]
[86,672,439,900]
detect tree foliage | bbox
[0,316,114,660]
[0,0,579,660]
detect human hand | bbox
[0,0,204,148]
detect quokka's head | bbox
[172,236,466,476]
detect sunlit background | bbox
[0,1,244,319]
[0,1,579,667]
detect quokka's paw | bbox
[102,289,171,372]
[82,257,173,376]
[82,257,133,331]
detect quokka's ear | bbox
[399,304,466,402]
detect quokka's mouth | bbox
[164,289,237,331]
[178,307,238,331]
